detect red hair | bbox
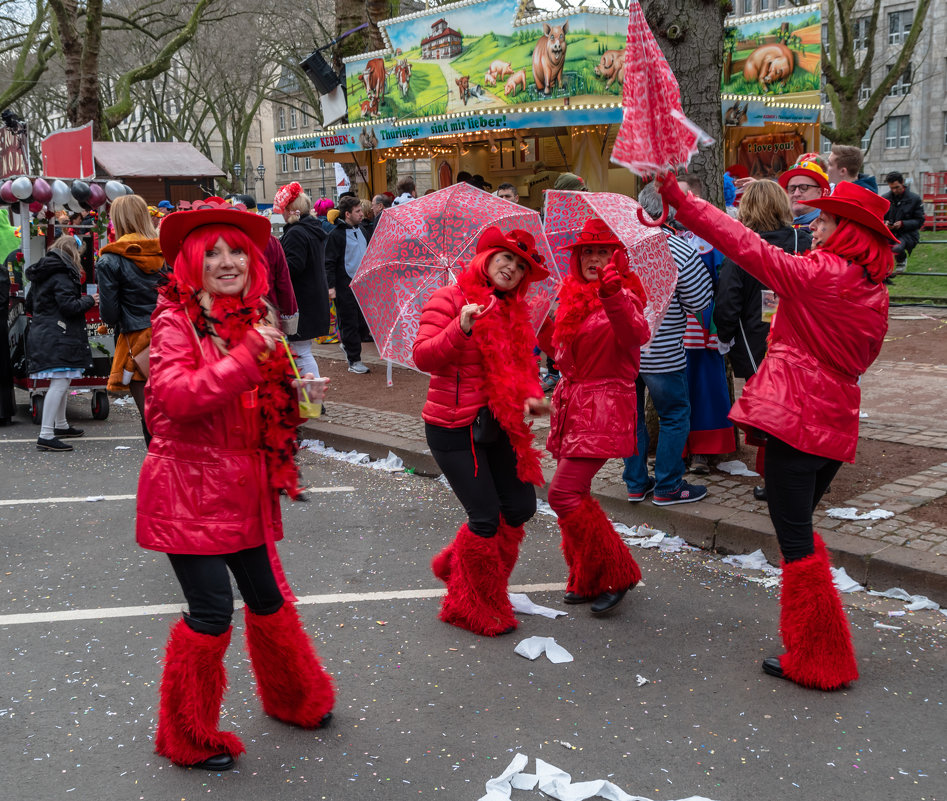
[467,248,532,299]
[171,224,268,301]
[822,218,894,284]
[568,244,625,282]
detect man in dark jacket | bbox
[325,196,370,374]
[883,172,927,267]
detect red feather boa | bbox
[159,276,302,498]
[457,268,545,486]
[552,274,643,351]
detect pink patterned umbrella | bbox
[351,183,562,371]
[543,190,678,340]
[610,0,712,225]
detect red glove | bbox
[656,171,688,209]
[598,261,622,298]
[624,270,648,305]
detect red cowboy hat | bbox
[559,217,623,251]
[805,181,897,244]
[159,196,271,264]
[476,226,550,281]
[777,160,830,194]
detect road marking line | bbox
[0,583,565,626]
[0,436,145,443]
[0,486,355,507]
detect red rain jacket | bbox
[675,196,888,463]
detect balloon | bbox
[71,179,91,202]
[11,176,33,200]
[105,180,125,201]
[32,177,53,204]
[88,183,107,208]
[0,181,14,204]
[124,185,134,195]
[67,196,84,213]
[29,201,43,213]
[51,179,71,205]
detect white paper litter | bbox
[722,549,778,573]
[114,445,131,450]
[873,621,902,630]
[859,411,869,418]
[478,754,720,801]
[301,439,405,471]
[112,396,136,406]
[84,496,105,502]
[832,566,864,593]
[616,523,689,552]
[635,674,649,687]
[867,587,941,611]
[716,459,759,477]
[514,636,574,663]
[536,498,558,518]
[369,451,404,472]
[509,592,567,619]
[888,610,906,617]
[826,507,895,521]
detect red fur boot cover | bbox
[558,495,641,598]
[431,540,455,583]
[778,533,858,690]
[440,524,517,636]
[244,603,335,727]
[495,515,526,579]
[155,620,246,765]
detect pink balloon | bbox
[88,182,107,208]
[32,177,53,204]
[0,181,16,204]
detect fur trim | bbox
[457,267,544,486]
[439,524,517,636]
[244,604,335,727]
[557,495,641,597]
[495,516,526,578]
[431,540,455,583]
[778,533,858,690]
[155,620,245,765]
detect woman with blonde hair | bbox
[97,193,165,444]
[26,235,98,451]
[713,180,811,501]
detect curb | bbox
[300,420,947,606]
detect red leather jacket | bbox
[675,196,888,463]
[541,289,650,459]
[136,297,283,554]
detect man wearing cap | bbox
[554,172,587,192]
[777,158,830,231]
[882,171,926,268]
[157,200,174,213]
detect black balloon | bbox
[71,180,92,204]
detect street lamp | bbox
[232,161,241,194]
[256,160,266,200]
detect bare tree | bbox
[821,0,934,145]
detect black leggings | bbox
[426,422,536,537]
[167,545,284,635]
[764,435,842,563]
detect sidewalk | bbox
[302,343,947,605]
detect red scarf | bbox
[159,276,302,498]
[457,267,544,486]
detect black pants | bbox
[168,545,284,635]
[335,279,363,364]
[426,422,536,537]
[764,435,842,563]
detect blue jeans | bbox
[622,370,691,495]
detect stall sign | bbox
[1,128,27,179]
[722,4,821,98]
[722,99,820,128]
[734,131,808,179]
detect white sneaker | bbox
[348,361,370,374]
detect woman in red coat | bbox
[541,218,651,616]
[137,199,333,771]
[413,227,549,637]
[657,175,896,690]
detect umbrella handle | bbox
[472,295,497,319]
[637,199,669,228]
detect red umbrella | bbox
[543,190,677,341]
[351,183,561,372]
[610,0,712,226]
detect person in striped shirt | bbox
[622,181,713,506]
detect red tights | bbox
[547,457,608,516]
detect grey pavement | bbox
[304,331,947,606]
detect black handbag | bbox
[472,406,501,444]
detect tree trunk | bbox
[641,0,727,208]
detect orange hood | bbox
[99,236,165,274]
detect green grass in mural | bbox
[722,67,819,96]
[346,60,447,121]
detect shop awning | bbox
[94,142,225,178]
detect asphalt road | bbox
[1,396,945,801]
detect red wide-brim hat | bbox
[159,198,271,264]
[476,225,550,282]
[806,182,898,244]
[559,217,623,251]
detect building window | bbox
[304,157,312,170]
[759,0,768,9]
[888,11,912,45]
[821,137,832,154]
[861,130,871,151]
[301,107,308,127]
[776,0,786,7]
[290,107,297,128]
[887,64,912,96]
[741,0,752,14]
[859,72,871,102]
[943,112,947,146]
[885,115,910,149]
[280,153,288,172]
[852,17,869,50]
[278,106,286,131]
[293,156,300,171]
